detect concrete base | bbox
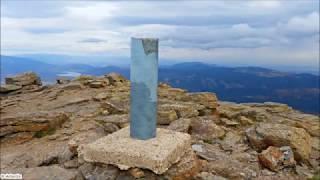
[79,127,191,174]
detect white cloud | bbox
[1,0,319,68]
[248,1,281,8]
[282,12,319,34]
[65,3,118,21]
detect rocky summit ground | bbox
[0,72,319,180]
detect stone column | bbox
[130,38,159,140]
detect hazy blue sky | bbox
[1,1,319,67]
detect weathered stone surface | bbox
[192,143,258,179]
[101,123,120,134]
[129,168,145,178]
[68,131,106,155]
[5,72,42,86]
[158,110,178,125]
[258,146,296,172]
[246,123,312,161]
[60,82,82,90]
[159,103,200,118]
[1,166,77,180]
[158,85,187,101]
[196,172,227,180]
[260,102,292,113]
[74,75,94,84]
[0,111,69,138]
[0,72,319,179]
[184,92,218,109]
[88,80,108,88]
[220,118,239,127]
[220,131,242,149]
[100,102,126,114]
[164,149,202,180]
[0,139,75,169]
[293,117,320,137]
[239,116,254,125]
[79,127,191,174]
[168,118,191,133]
[93,92,110,101]
[94,114,129,128]
[239,108,270,122]
[191,118,225,141]
[63,158,79,169]
[78,163,119,180]
[0,84,22,93]
[105,73,127,85]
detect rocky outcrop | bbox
[1,72,42,94]
[105,73,128,85]
[167,118,191,133]
[246,123,312,161]
[190,117,225,141]
[0,111,69,142]
[158,109,178,125]
[5,72,42,86]
[0,84,22,93]
[183,92,218,109]
[258,146,296,172]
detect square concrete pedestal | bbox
[79,127,191,174]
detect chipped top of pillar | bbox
[132,37,158,55]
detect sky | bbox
[1,0,319,69]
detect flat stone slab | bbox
[79,127,191,174]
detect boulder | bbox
[220,118,239,127]
[159,103,200,118]
[246,123,312,161]
[190,118,225,141]
[63,159,79,169]
[105,73,127,85]
[74,75,94,84]
[258,146,296,172]
[1,141,74,169]
[94,114,129,128]
[0,111,69,138]
[5,72,41,86]
[158,110,178,125]
[168,118,191,133]
[78,163,119,180]
[0,84,22,93]
[184,92,218,109]
[293,117,320,137]
[192,143,258,179]
[60,82,82,90]
[68,131,106,155]
[88,80,108,88]
[238,116,254,125]
[239,108,270,122]
[129,168,145,178]
[263,102,292,113]
[99,102,126,114]
[101,123,120,134]
[93,92,110,101]
[164,149,202,180]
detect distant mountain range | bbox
[1,55,319,114]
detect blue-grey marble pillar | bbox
[130,38,158,140]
